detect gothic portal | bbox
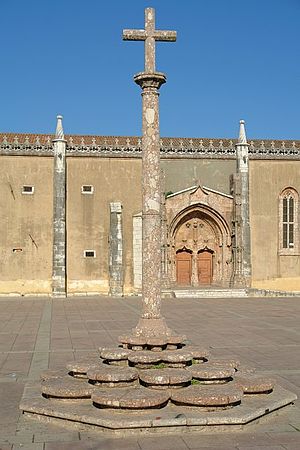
[165,185,233,288]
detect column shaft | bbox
[141,85,161,318]
[52,139,66,297]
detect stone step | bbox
[170,289,248,298]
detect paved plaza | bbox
[0,295,300,449]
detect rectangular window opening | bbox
[81,185,94,194]
[22,185,34,195]
[84,250,96,258]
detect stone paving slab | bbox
[0,296,300,448]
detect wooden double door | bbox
[176,249,213,286]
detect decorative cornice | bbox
[0,133,299,159]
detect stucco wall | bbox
[0,156,53,294]
[250,160,300,289]
[162,159,235,195]
[66,157,142,294]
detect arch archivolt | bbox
[167,204,232,286]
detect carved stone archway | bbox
[168,204,232,287]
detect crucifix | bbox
[121,8,179,340]
[123,7,176,73]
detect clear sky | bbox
[1,0,299,140]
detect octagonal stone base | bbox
[20,382,296,433]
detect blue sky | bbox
[1,0,299,140]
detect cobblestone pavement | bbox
[0,295,300,449]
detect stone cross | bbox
[123,7,176,73]
[123,8,177,339]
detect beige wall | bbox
[1,153,300,296]
[162,159,235,195]
[250,160,300,289]
[66,157,142,294]
[0,156,53,294]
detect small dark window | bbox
[84,250,96,258]
[22,185,34,194]
[81,185,94,194]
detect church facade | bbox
[1,118,300,297]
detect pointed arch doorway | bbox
[176,248,192,285]
[197,248,213,285]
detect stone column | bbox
[123,7,179,339]
[133,72,172,336]
[52,115,67,298]
[231,120,252,287]
[109,202,124,296]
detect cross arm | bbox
[153,30,177,42]
[123,29,146,41]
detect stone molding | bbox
[1,134,300,159]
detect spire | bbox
[238,119,247,145]
[55,115,64,140]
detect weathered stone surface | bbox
[20,382,298,430]
[128,351,162,366]
[146,337,168,348]
[234,375,274,394]
[87,366,138,383]
[162,350,193,364]
[92,386,170,409]
[119,335,147,347]
[99,347,132,361]
[184,346,209,361]
[208,358,239,369]
[167,335,187,345]
[66,358,103,377]
[188,365,235,382]
[40,368,67,381]
[109,201,124,296]
[41,376,94,398]
[171,385,243,407]
[139,368,191,388]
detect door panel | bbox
[176,251,192,285]
[197,251,212,285]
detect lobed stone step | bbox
[118,334,186,351]
[40,368,67,381]
[234,375,275,394]
[41,376,94,399]
[99,347,132,365]
[139,368,191,389]
[66,358,105,378]
[206,359,240,370]
[185,346,209,362]
[128,350,193,368]
[92,386,170,409]
[87,366,138,387]
[187,365,235,383]
[171,384,243,407]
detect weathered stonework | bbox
[132,213,142,290]
[123,7,177,337]
[1,133,299,160]
[52,116,66,298]
[231,121,251,288]
[165,185,233,287]
[109,202,124,296]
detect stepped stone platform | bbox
[20,340,297,432]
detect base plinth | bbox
[132,316,173,338]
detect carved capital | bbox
[134,71,166,90]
